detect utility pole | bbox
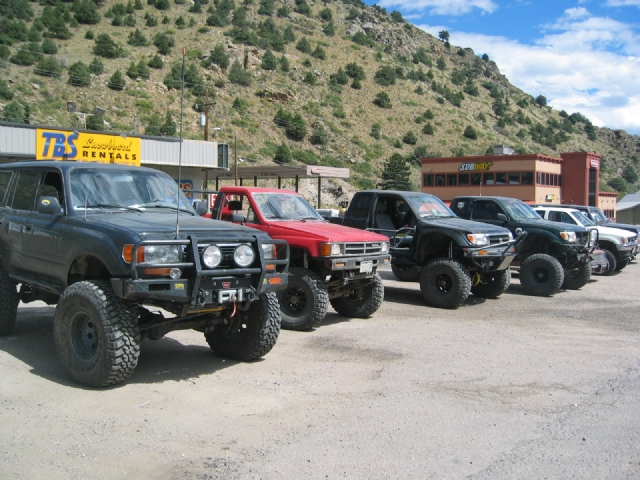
[204,88,210,141]
[234,134,238,186]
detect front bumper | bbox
[111,235,289,313]
[323,253,391,274]
[464,231,527,272]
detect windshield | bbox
[504,200,542,220]
[253,192,324,221]
[406,193,456,218]
[590,208,608,223]
[69,168,194,213]
[574,211,595,226]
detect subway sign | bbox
[459,161,493,172]
[36,129,141,166]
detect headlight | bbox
[142,245,181,264]
[507,231,514,241]
[559,231,577,243]
[380,242,389,253]
[621,237,628,244]
[261,243,276,260]
[202,245,222,268]
[467,233,489,246]
[320,243,343,256]
[234,244,255,267]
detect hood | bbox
[267,220,389,242]
[600,221,640,234]
[596,225,638,241]
[421,217,512,235]
[514,218,587,232]
[90,212,265,240]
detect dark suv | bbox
[451,196,594,296]
[0,162,289,387]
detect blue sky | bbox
[365,0,640,135]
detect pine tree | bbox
[261,49,277,70]
[108,70,126,90]
[380,154,412,190]
[274,142,292,164]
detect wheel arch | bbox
[68,254,112,286]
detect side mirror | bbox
[230,213,245,223]
[36,196,62,215]
[192,200,208,216]
[496,213,508,222]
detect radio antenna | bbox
[175,47,186,238]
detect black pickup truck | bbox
[450,196,594,296]
[0,161,289,387]
[328,190,524,309]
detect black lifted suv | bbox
[450,196,594,296]
[331,191,525,309]
[0,161,289,387]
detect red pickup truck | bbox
[211,187,391,330]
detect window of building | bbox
[484,173,494,185]
[471,173,481,186]
[447,174,457,186]
[522,172,533,185]
[459,173,469,186]
[423,174,434,187]
[435,174,445,186]
[496,172,507,185]
[545,173,550,185]
[509,172,520,185]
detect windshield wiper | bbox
[139,203,193,214]
[85,203,143,213]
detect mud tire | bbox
[391,264,421,282]
[419,258,471,309]
[54,281,140,387]
[471,269,511,299]
[519,254,564,297]
[330,273,384,318]
[278,267,328,331]
[602,249,617,275]
[0,261,17,336]
[562,262,592,290]
[205,292,281,361]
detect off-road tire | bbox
[54,280,140,387]
[562,262,592,290]
[330,273,384,318]
[205,292,280,361]
[0,261,17,336]
[519,254,564,297]
[471,269,511,299]
[391,264,421,282]
[278,267,328,331]
[602,249,617,275]
[419,258,471,309]
[615,259,629,271]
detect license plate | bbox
[359,260,373,273]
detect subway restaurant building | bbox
[421,147,618,218]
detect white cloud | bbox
[605,0,640,6]
[377,0,497,16]
[425,28,640,134]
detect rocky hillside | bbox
[1,0,639,203]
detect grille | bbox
[629,235,638,243]
[488,234,511,245]
[577,231,589,245]
[343,242,385,256]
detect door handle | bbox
[24,224,33,232]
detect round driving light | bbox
[202,245,222,268]
[234,244,255,267]
[169,268,182,279]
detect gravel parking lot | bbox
[1,262,639,479]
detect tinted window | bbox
[509,172,520,185]
[472,200,504,220]
[459,173,469,186]
[496,172,507,185]
[447,174,457,186]
[10,170,38,211]
[351,193,372,219]
[471,173,481,186]
[0,171,13,206]
[484,173,494,185]
[423,174,434,187]
[435,174,445,186]
[522,172,533,184]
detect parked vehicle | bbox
[328,191,524,309]
[211,187,391,330]
[0,162,289,387]
[532,203,638,261]
[450,196,595,296]
[590,249,610,275]
[532,206,637,274]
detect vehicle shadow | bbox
[382,285,488,307]
[0,305,241,389]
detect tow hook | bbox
[471,272,482,286]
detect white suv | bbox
[533,206,638,274]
